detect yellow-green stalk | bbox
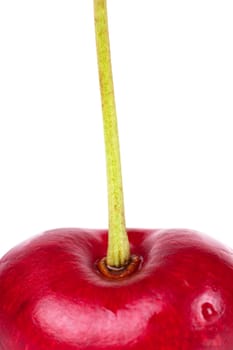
[93,0,130,268]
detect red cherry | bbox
[1,228,233,349]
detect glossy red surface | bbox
[1,228,233,349]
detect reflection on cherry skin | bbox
[33,293,164,347]
[191,288,224,330]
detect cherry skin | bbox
[1,228,233,349]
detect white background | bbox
[0,1,233,258]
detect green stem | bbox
[94,0,130,268]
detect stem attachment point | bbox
[96,254,142,280]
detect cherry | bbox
[1,228,233,349]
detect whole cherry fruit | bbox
[1,0,232,349]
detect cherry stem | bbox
[94,0,130,268]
